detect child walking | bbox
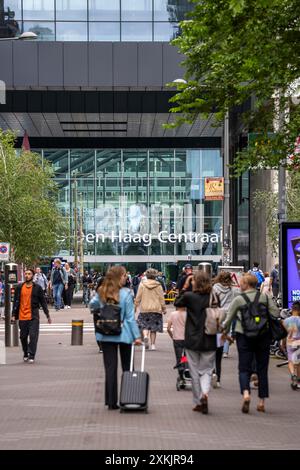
[167,306,187,385]
[283,301,300,390]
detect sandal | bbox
[257,404,265,412]
[241,398,250,414]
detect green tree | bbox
[167,0,300,175]
[0,130,66,264]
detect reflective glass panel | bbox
[56,22,87,41]
[44,149,69,178]
[154,22,179,41]
[23,0,54,20]
[70,149,95,178]
[56,0,87,20]
[23,21,55,40]
[89,0,120,21]
[89,22,120,41]
[55,179,70,216]
[121,22,152,42]
[4,0,22,20]
[121,0,152,21]
[154,0,193,21]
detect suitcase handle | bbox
[130,342,146,373]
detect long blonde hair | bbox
[98,266,126,303]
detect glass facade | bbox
[38,148,223,261]
[2,0,193,41]
[236,171,250,267]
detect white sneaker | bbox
[67,306,71,309]
[28,358,35,363]
[223,353,229,358]
[212,373,218,388]
[216,382,221,388]
[151,344,156,351]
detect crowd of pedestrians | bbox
[3,259,299,415]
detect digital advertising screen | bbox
[281,222,300,308]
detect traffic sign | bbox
[0,243,10,261]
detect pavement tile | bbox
[0,302,299,450]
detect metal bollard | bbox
[71,320,84,345]
[0,340,6,365]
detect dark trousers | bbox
[64,284,74,306]
[173,339,185,379]
[101,342,132,407]
[215,346,223,382]
[19,318,39,359]
[236,332,271,399]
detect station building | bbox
[0,1,250,276]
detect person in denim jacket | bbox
[89,266,141,410]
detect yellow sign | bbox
[204,177,224,200]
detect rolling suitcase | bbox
[119,343,149,413]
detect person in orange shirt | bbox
[12,269,51,363]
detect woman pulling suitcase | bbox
[89,266,142,410]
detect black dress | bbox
[174,291,217,352]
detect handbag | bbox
[268,315,287,341]
[266,296,287,341]
[204,291,226,335]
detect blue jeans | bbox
[53,283,64,309]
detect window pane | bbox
[154,0,193,22]
[56,22,87,41]
[154,22,179,41]
[56,0,87,20]
[121,0,152,21]
[23,0,54,20]
[23,21,55,40]
[89,0,120,21]
[4,0,22,20]
[44,149,69,178]
[122,22,152,42]
[89,22,120,41]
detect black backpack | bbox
[132,276,140,287]
[239,292,269,338]
[93,302,122,336]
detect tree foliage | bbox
[168,0,300,175]
[0,130,66,264]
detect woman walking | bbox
[212,271,234,387]
[63,263,76,308]
[222,273,280,413]
[135,268,166,351]
[174,271,216,414]
[89,266,141,410]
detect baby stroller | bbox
[174,352,192,391]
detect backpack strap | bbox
[253,290,261,307]
[240,293,251,304]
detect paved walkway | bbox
[0,301,299,450]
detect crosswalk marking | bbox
[0,323,168,334]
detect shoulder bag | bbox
[266,296,287,341]
[204,291,226,335]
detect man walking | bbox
[11,268,51,363]
[248,262,265,291]
[270,263,279,299]
[49,259,68,311]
